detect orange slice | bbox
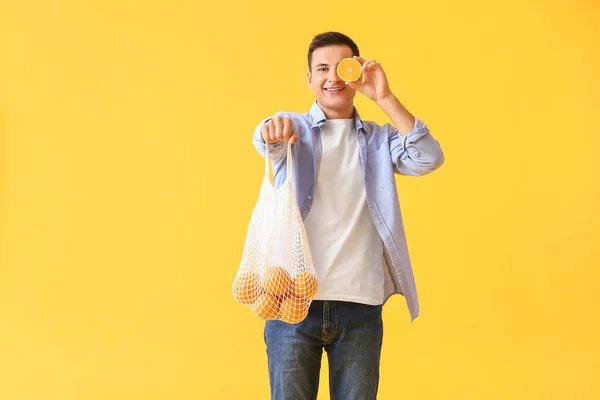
[337,58,362,82]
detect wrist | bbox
[376,93,416,134]
[376,92,399,111]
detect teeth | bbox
[326,88,343,92]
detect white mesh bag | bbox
[233,143,318,323]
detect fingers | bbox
[362,60,378,72]
[344,80,363,89]
[352,56,379,71]
[283,118,299,144]
[261,120,274,143]
[261,117,298,144]
[368,61,379,70]
[273,117,284,142]
[283,118,292,141]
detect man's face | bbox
[308,45,357,118]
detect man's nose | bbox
[327,68,341,82]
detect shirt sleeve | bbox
[389,118,445,176]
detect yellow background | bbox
[1,0,598,399]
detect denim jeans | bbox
[264,300,384,400]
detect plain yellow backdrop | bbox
[1,0,599,399]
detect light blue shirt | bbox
[252,101,444,321]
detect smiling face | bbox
[307,44,357,119]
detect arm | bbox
[252,112,300,173]
[378,95,444,175]
[387,118,445,176]
[252,114,287,164]
[344,57,445,176]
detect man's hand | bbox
[346,56,416,134]
[261,117,299,144]
[344,56,393,104]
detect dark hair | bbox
[307,32,360,70]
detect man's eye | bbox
[318,68,327,72]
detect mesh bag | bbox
[233,143,318,323]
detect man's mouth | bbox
[324,87,345,93]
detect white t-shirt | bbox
[303,119,385,305]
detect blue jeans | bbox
[264,300,384,400]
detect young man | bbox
[252,32,444,400]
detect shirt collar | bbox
[309,101,364,130]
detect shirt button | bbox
[308,195,312,200]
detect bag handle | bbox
[264,141,293,182]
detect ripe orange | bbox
[254,293,281,320]
[292,271,319,300]
[336,58,362,82]
[262,266,292,297]
[279,296,309,324]
[233,271,260,305]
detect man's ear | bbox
[307,71,312,87]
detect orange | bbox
[336,58,362,82]
[233,271,260,305]
[262,266,292,297]
[279,296,309,324]
[254,293,281,320]
[292,271,319,300]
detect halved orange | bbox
[337,58,362,82]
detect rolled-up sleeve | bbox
[389,118,445,176]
